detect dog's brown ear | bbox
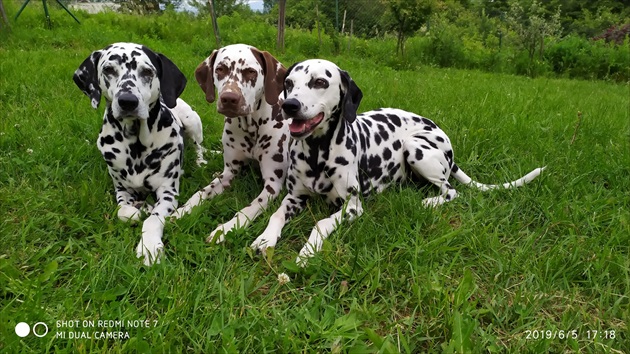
[73,49,103,109]
[251,48,286,106]
[195,50,218,103]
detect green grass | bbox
[1,5,629,353]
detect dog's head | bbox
[194,44,286,118]
[281,59,363,140]
[73,42,187,120]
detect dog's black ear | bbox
[73,50,103,109]
[251,48,286,106]
[142,46,187,109]
[195,50,218,103]
[338,69,363,123]
[156,53,187,109]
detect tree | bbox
[506,0,562,73]
[115,0,183,14]
[190,0,250,17]
[383,0,436,55]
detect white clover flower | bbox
[277,273,291,285]
[26,148,33,154]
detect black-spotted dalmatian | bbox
[172,44,290,243]
[250,59,546,265]
[73,42,207,266]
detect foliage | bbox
[505,0,562,76]
[593,23,630,45]
[382,0,435,55]
[115,0,183,14]
[189,0,252,17]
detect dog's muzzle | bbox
[283,98,324,138]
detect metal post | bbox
[55,0,81,24]
[41,0,51,28]
[14,0,32,20]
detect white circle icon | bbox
[15,322,30,337]
[33,322,49,337]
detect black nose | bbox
[282,98,301,115]
[118,93,139,111]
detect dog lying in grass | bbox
[250,59,546,265]
[73,42,206,265]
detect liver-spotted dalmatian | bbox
[172,44,290,244]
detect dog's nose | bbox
[282,98,301,115]
[220,92,240,107]
[118,93,139,111]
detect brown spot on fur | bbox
[265,185,276,194]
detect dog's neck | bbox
[298,109,343,171]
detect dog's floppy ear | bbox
[154,52,187,109]
[195,50,218,103]
[73,50,103,109]
[338,69,363,123]
[251,48,286,106]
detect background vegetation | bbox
[0,1,628,353]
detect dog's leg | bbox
[250,192,309,254]
[136,186,179,266]
[296,193,364,266]
[172,159,242,219]
[403,140,458,207]
[207,154,287,243]
[116,189,142,223]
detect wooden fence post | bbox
[208,0,221,48]
[277,0,286,52]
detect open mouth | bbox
[289,112,324,138]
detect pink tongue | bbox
[289,120,306,134]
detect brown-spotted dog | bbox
[173,44,290,244]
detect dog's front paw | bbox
[206,225,226,244]
[421,196,445,208]
[250,233,279,255]
[136,237,164,266]
[118,205,141,223]
[296,242,321,267]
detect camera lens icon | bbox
[15,322,48,338]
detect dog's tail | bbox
[450,164,546,191]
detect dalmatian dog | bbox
[172,44,290,243]
[73,42,207,266]
[250,59,546,265]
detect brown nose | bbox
[219,92,241,108]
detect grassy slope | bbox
[0,5,628,353]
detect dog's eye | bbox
[243,68,257,77]
[215,65,227,75]
[314,78,328,88]
[285,79,294,92]
[140,68,154,78]
[103,66,116,76]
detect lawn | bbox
[0,5,628,353]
